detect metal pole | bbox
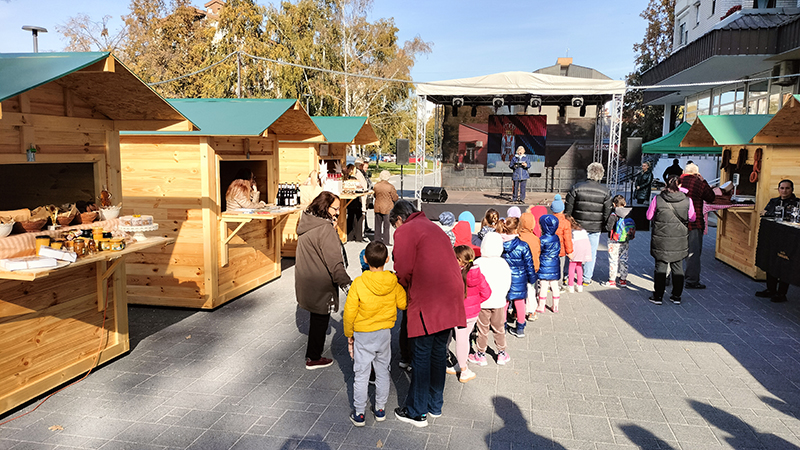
[22,26,47,53]
[236,52,242,98]
[400,165,404,199]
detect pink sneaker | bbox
[468,352,487,366]
[496,351,511,365]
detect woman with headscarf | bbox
[295,192,352,369]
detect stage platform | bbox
[419,190,562,221]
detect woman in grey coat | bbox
[295,191,352,369]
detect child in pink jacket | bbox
[452,245,491,382]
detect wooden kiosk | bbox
[681,113,784,279]
[280,116,379,256]
[120,99,322,309]
[0,52,193,415]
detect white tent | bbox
[416,71,626,97]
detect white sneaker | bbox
[446,365,457,375]
[459,368,476,383]
[577,285,584,293]
[567,285,575,293]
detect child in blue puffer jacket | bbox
[536,214,562,315]
[497,217,537,338]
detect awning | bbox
[681,114,773,148]
[416,71,626,99]
[642,121,720,155]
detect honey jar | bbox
[110,239,125,251]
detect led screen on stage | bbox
[486,115,547,174]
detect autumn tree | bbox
[56,14,127,52]
[622,0,675,155]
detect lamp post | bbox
[22,26,48,53]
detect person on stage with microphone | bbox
[509,146,530,204]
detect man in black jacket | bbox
[565,162,612,285]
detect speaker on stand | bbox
[421,186,448,203]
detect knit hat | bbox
[439,211,456,227]
[550,194,565,213]
[507,206,521,218]
[379,170,391,181]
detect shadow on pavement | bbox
[486,396,567,449]
[691,400,800,449]
[618,424,678,449]
[128,305,196,350]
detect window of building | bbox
[769,82,795,113]
[711,0,716,15]
[747,80,769,114]
[753,0,776,8]
[679,22,688,45]
[695,4,701,25]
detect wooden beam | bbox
[2,112,114,132]
[278,134,326,142]
[199,137,219,302]
[18,93,30,114]
[63,87,74,117]
[77,56,116,73]
[114,119,194,132]
[105,131,123,203]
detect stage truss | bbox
[415,92,624,200]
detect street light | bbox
[22,25,48,53]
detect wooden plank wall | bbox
[120,136,207,307]
[0,264,128,414]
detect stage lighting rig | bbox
[571,97,584,108]
[492,97,504,111]
[471,105,478,117]
[529,96,542,108]
[452,97,464,116]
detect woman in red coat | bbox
[390,200,466,427]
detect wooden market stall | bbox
[280,116,380,256]
[680,113,777,279]
[0,52,193,415]
[119,98,322,309]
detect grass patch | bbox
[367,161,433,176]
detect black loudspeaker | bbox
[627,137,643,166]
[396,138,410,165]
[421,186,448,203]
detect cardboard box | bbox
[0,256,58,271]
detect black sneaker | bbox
[685,282,706,289]
[755,289,777,298]
[394,407,428,428]
[670,295,681,305]
[350,412,365,427]
[771,295,788,303]
[648,295,663,305]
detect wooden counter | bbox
[0,237,172,415]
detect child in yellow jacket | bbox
[343,241,407,426]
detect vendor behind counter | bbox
[226,168,267,210]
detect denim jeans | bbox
[512,179,527,201]
[405,329,449,418]
[583,232,601,281]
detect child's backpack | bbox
[610,216,636,242]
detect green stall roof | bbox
[681,114,773,148]
[310,116,379,144]
[0,52,109,102]
[642,121,720,155]
[167,98,296,136]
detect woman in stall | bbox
[225,168,267,210]
[756,179,799,303]
[295,191,352,369]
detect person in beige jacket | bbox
[372,170,398,245]
[295,191,352,370]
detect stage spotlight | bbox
[572,97,584,108]
[579,104,587,117]
[529,96,542,108]
[471,105,477,117]
[559,104,566,118]
[492,97,504,110]
[452,97,463,117]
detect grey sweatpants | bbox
[353,328,391,414]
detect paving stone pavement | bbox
[2,227,800,450]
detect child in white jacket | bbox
[469,232,513,366]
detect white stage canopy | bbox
[416,71,626,98]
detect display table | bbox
[0,237,173,415]
[219,207,299,266]
[755,218,800,286]
[703,202,754,235]
[337,191,371,243]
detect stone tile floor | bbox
[2,229,800,449]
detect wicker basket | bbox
[16,218,47,233]
[80,212,98,224]
[57,215,77,226]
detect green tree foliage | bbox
[56,0,430,152]
[622,0,675,156]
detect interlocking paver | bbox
[4,227,800,449]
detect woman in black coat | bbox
[645,176,694,305]
[634,162,654,205]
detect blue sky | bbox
[0,0,648,82]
